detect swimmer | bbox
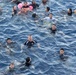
[30,0,39,9]
[42,13,56,26]
[59,48,65,60]
[32,13,38,19]
[18,5,33,14]
[4,63,15,75]
[42,0,48,5]
[12,6,17,16]
[62,8,76,16]
[45,7,50,16]
[50,24,57,34]
[24,35,37,48]
[25,57,31,67]
[46,7,50,12]
[43,13,53,20]
[59,48,68,61]
[9,63,15,71]
[6,38,13,45]
[67,8,72,16]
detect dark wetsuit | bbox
[60,54,64,60]
[50,28,57,34]
[25,61,31,67]
[68,12,72,16]
[60,54,68,61]
[24,41,35,48]
[14,10,17,14]
[9,67,15,72]
[12,9,17,16]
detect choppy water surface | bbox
[0,0,76,75]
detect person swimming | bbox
[12,6,17,16]
[24,35,36,48]
[9,63,15,71]
[59,48,64,60]
[32,13,38,20]
[6,38,13,45]
[45,7,50,16]
[67,8,72,16]
[59,48,68,61]
[42,0,48,5]
[18,5,33,14]
[25,57,31,67]
[50,24,57,34]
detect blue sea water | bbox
[0,0,76,75]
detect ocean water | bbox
[0,0,76,75]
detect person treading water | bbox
[24,35,37,48]
[59,48,68,61]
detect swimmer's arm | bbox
[33,40,37,43]
[24,41,28,45]
[34,40,41,48]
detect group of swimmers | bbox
[2,35,67,72]
[0,0,76,73]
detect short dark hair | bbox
[26,57,31,62]
[46,7,50,11]
[6,38,11,41]
[32,13,37,18]
[60,48,64,51]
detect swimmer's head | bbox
[46,7,50,12]
[60,48,64,55]
[49,13,52,19]
[42,0,48,5]
[32,0,36,4]
[9,63,15,70]
[32,13,37,18]
[68,8,72,16]
[13,6,17,10]
[6,38,12,44]
[51,24,56,30]
[68,8,72,12]
[28,35,33,41]
[26,57,31,63]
